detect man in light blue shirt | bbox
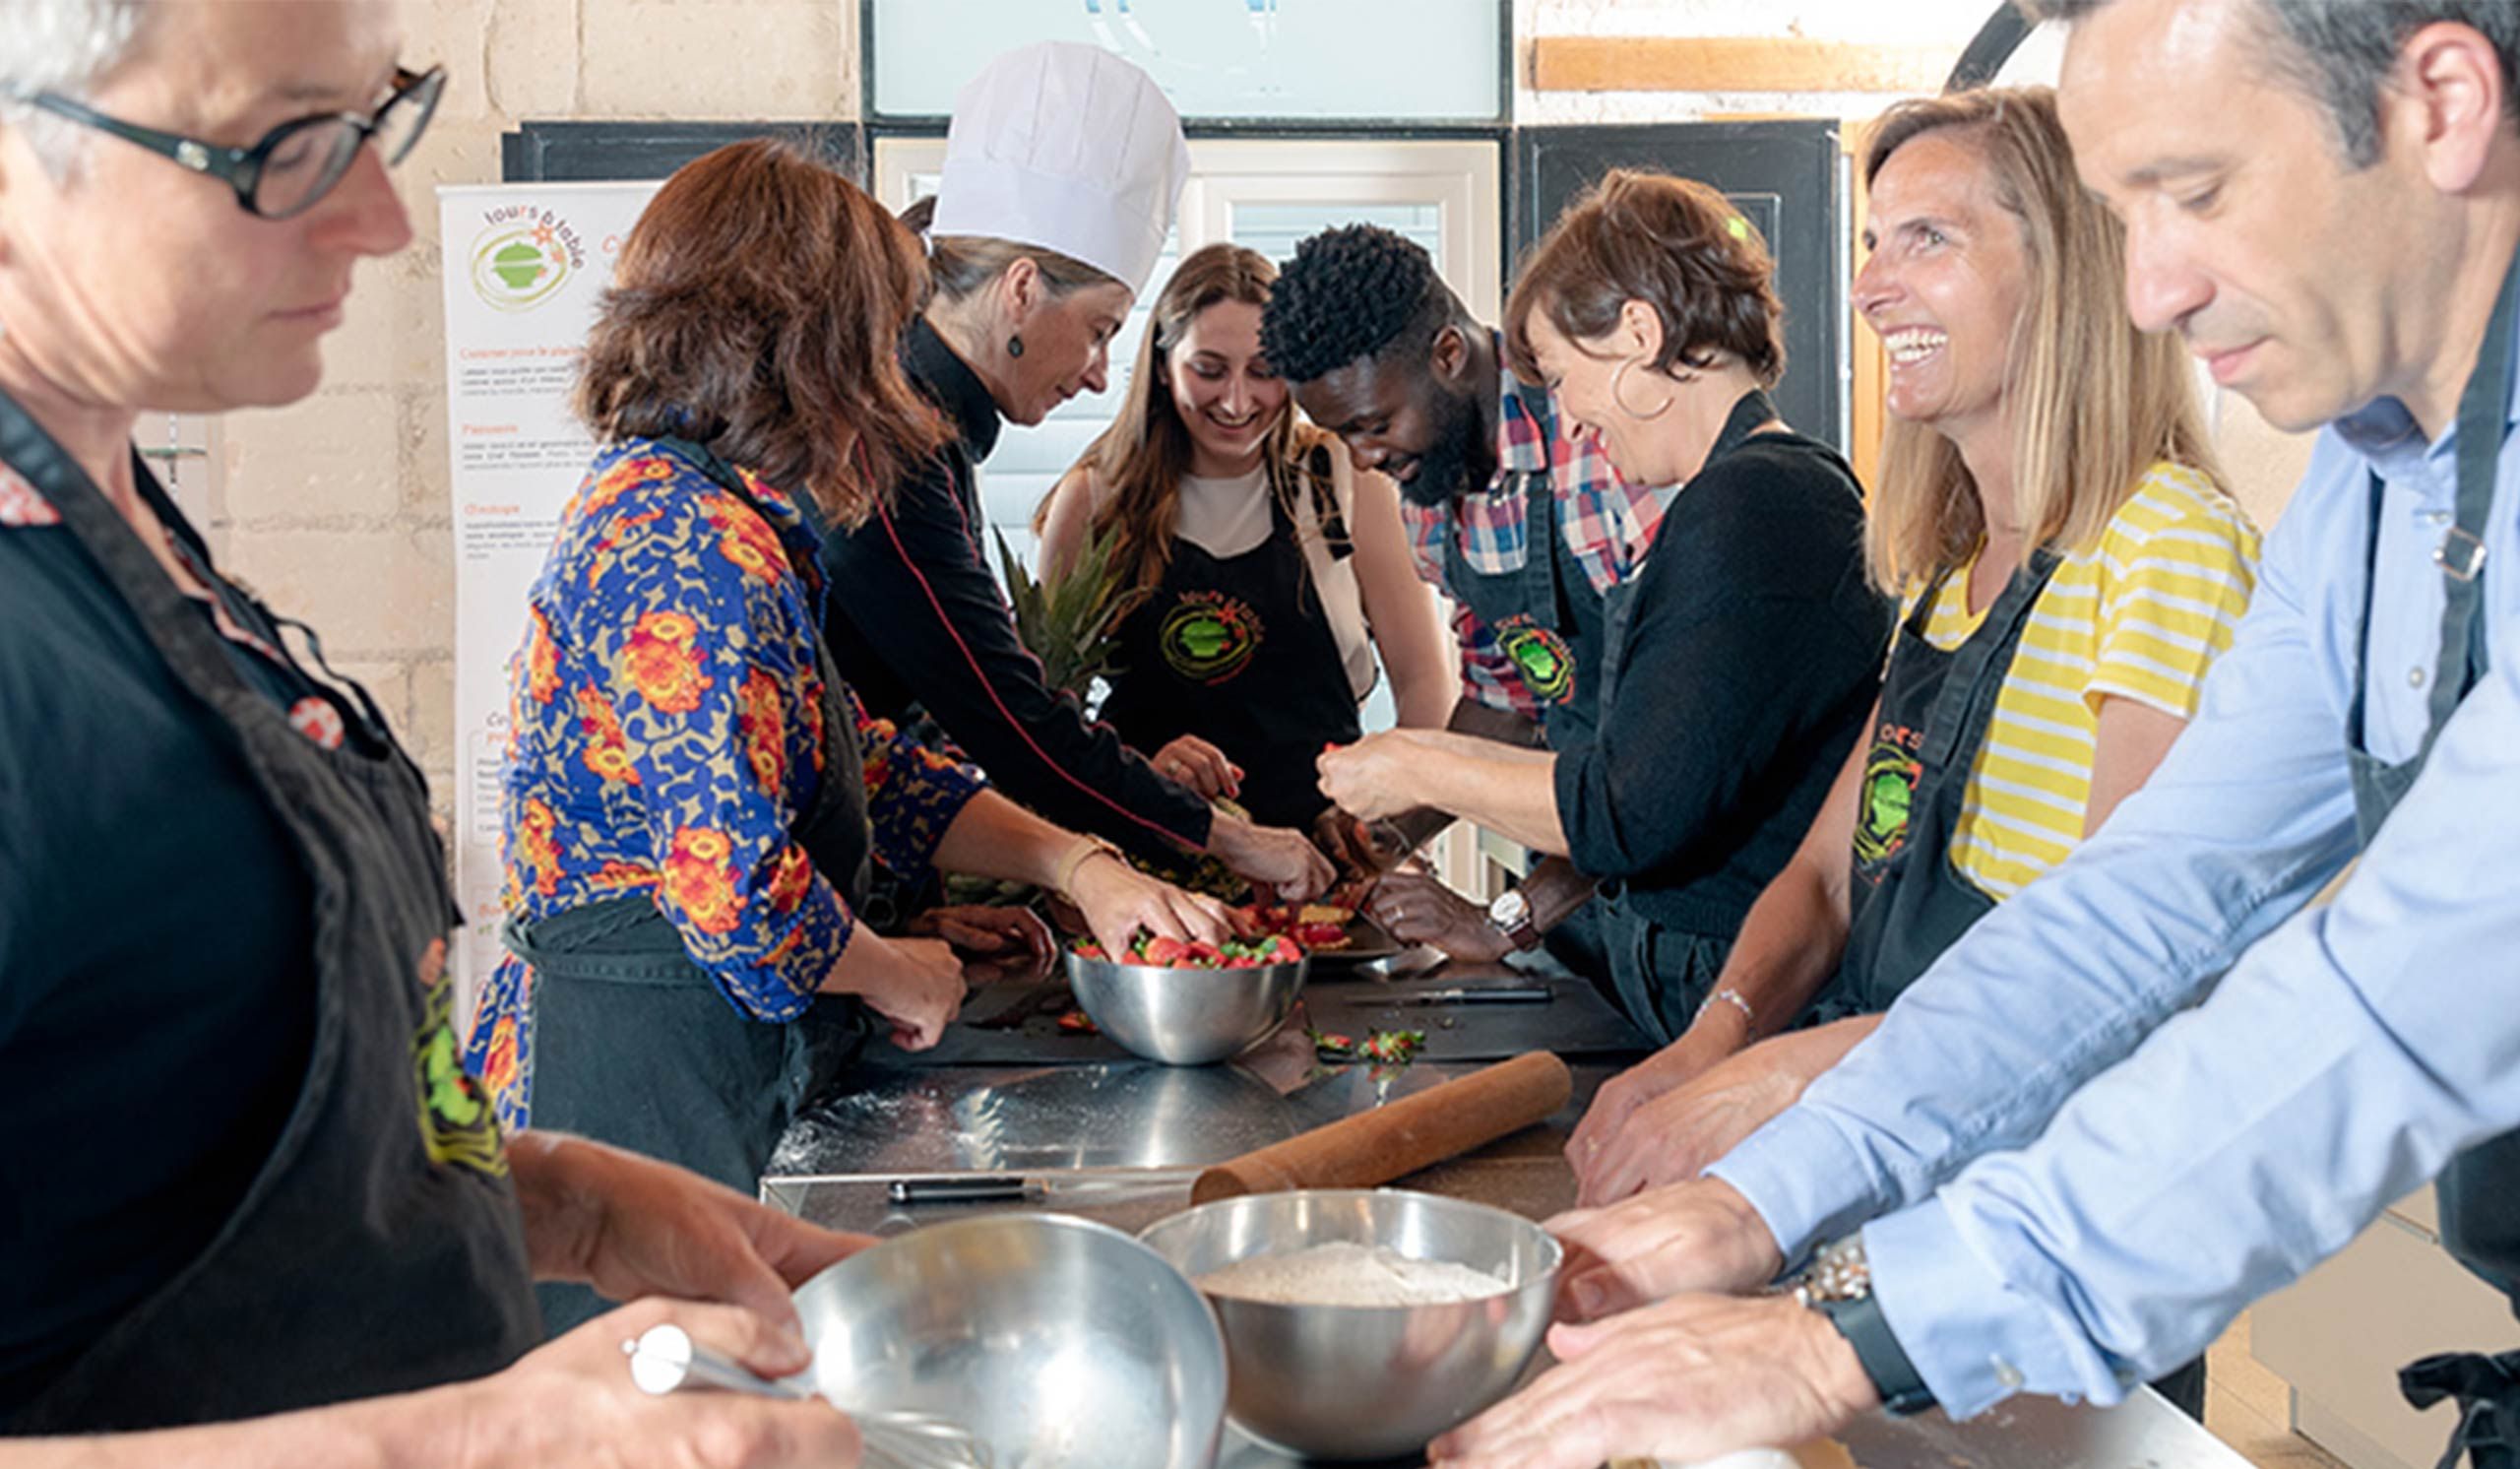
[1428,2,2520,1466]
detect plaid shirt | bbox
[1403,353,1674,716]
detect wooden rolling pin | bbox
[1190,1051,1573,1204]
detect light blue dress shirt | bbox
[1707,357,2520,1416]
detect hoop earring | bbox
[1609,356,1673,420]
[1007,334,1025,359]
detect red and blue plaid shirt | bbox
[1401,352,1674,717]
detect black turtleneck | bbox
[816,317,1215,860]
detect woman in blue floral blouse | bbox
[464,143,1225,1325]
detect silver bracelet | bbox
[1699,986,1756,1036]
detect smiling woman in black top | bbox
[1318,170,1892,1044]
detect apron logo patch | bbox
[1852,733,1922,876]
[1496,619,1577,704]
[1159,591,1264,684]
[411,937,509,1179]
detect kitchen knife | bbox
[885,1170,1204,1206]
[1382,985,1554,1006]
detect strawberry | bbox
[1141,934,1190,966]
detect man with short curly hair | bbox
[1264,224,1669,970]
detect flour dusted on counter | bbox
[1197,1242,1511,1307]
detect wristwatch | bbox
[1485,887,1543,951]
[1793,1235,1936,1417]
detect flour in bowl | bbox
[1197,1242,1511,1307]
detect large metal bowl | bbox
[793,1213,1228,1469]
[1063,951,1307,1066]
[1138,1189,1561,1461]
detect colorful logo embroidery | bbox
[1851,730,1923,878]
[1159,591,1264,684]
[1496,618,1577,704]
[410,938,508,1178]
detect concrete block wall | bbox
[211,0,861,820]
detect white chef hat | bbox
[929,42,1190,299]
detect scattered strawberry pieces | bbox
[1306,1024,1425,1064]
[1069,930,1303,970]
[1056,1008,1099,1034]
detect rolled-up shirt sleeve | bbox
[1864,642,2520,1415]
[852,692,984,890]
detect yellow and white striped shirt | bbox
[1902,462,2261,899]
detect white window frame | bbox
[869,136,1500,320]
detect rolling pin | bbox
[1190,1051,1573,1204]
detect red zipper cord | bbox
[863,448,1204,853]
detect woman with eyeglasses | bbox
[0,3,872,1463]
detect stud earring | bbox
[1007,334,1025,359]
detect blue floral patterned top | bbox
[464,440,984,1129]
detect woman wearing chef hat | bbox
[816,42,1335,907]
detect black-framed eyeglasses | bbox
[14,65,444,221]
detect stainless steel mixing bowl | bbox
[1138,1189,1561,1462]
[793,1213,1228,1469]
[1063,951,1307,1066]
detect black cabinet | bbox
[1514,121,1847,451]
[501,121,863,184]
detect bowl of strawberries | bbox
[1063,927,1310,1066]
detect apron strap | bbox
[2403,1350,2520,1469]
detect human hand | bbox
[1569,1025,1744,1206]
[822,933,966,1051]
[1426,1291,1876,1469]
[1311,807,1383,874]
[1582,1035,1816,1206]
[1362,871,1508,961]
[1549,1177,1787,1322]
[1315,732,1421,823]
[908,903,1055,979]
[510,1132,876,1335]
[1066,851,1232,954]
[1210,814,1336,902]
[458,1298,862,1469]
[1150,734,1242,800]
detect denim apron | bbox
[2362,252,2520,1469]
[1441,378,1613,981]
[508,437,874,1333]
[0,391,538,1430]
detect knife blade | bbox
[1381,985,1555,1006]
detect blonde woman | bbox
[1569,84,2263,1269]
[1037,242,1453,833]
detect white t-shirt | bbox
[1096,454,1378,701]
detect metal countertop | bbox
[762,963,2254,1469]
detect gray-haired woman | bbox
[0,2,865,1462]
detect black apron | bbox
[1591,389,1797,1044]
[508,437,874,1332]
[1099,453,1362,830]
[1828,543,2062,1016]
[0,392,539,1431]
[1443,379,1617,984]
[2365,251,2520,1469]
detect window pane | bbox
[869,0,1502,122]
